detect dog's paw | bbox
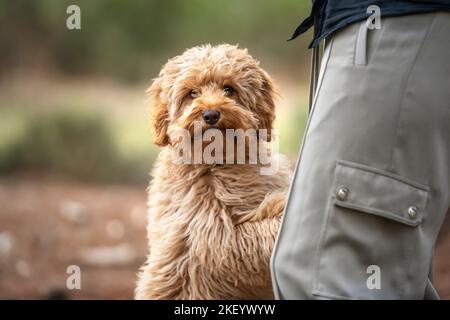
[258,192,286,220]
[234,192,286,224]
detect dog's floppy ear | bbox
[258,69,278,141]
[148,77,170,147]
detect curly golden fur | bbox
[135,44,292,299]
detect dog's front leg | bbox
[231,217,283,298]
[234,191,286,225]
[135,229,190,299]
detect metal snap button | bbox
[407,206,418,219]
[336,187,350,201]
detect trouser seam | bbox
[387,13,437,173]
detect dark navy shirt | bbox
[290,0,450,47]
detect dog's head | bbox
[148,44,277,147]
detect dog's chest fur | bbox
[144,149,290,298]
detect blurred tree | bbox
[0,0,311,81]
[0,109,155,183]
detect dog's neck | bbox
[158,146,269,180]
[149,146,290,229]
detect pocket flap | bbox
[332,161,429,227]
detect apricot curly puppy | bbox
[135,44,292,299]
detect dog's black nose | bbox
[202,110,220,125]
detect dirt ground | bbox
[0,177,148,299]
[0,177,449,299]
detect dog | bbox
[135,44,292,299]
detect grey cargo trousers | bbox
[271,12,450,299]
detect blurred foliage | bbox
[0,1,311,184]
[0,102,307,183]
[0,109,156,183]
[278,104,308,157]
[0,0,311,81]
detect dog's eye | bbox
[223,86,234,96]
[189,89,199,99]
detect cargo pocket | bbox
[312,160,429,299]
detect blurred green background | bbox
[0,0,313,184]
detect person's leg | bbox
[271,12,450,299]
